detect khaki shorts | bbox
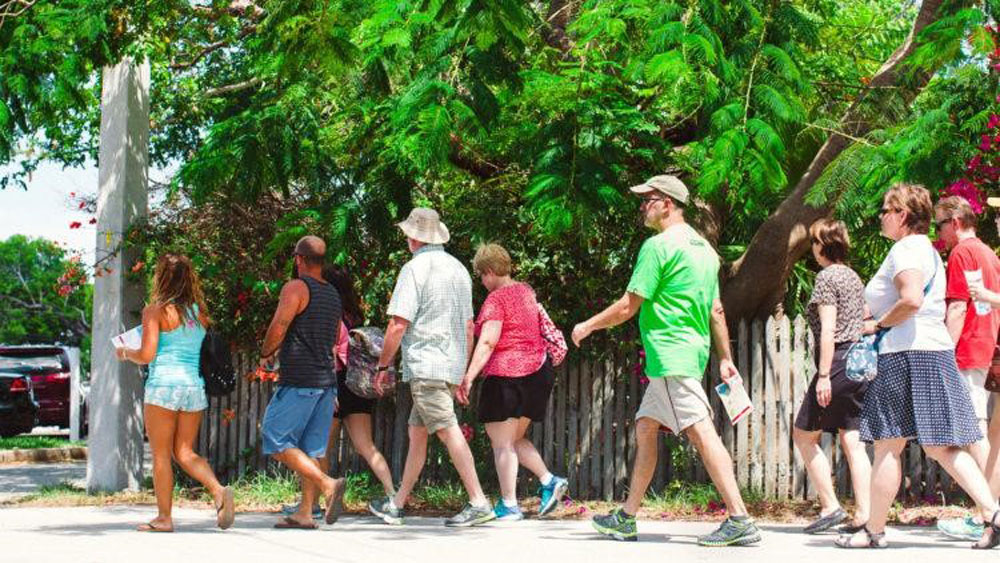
[636,376,713,434]
[408,379,459,434]
[959,367,990,422]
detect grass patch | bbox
[0,436,86,450]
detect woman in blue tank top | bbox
[116,253,234,532]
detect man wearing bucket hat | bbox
[367,208,495,527]
[571,175,761,546]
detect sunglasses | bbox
[934,217,952,229]
[879,207,902,216]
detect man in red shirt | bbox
[935,196,1000,540]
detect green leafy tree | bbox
[0,235,92,365]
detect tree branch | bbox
[169,24,257,70]
[203,77,263,97]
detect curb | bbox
[0,447,87,464]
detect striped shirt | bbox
[387,244,473,384]
[278,276,341,388]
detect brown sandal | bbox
[216,486,235,530]
[273,516,317,530]
[136,521,173,533]
[973,511,1000,550]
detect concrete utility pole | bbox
[87,58,150,492]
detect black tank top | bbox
[278,276,341,388]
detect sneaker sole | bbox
[445,512,497,527]
[938,528,981,541]
[591,520,637,542]
[698,530,762,547]
[367,504,404,526]
[538,481,569,518]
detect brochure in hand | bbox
[714,377,753,425]
[111,326,142,350]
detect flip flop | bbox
[136,521,173,533]
[325,477,346,525]
[273,516,318,530]
[216,486,235,530]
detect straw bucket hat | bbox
[397,207,450,244]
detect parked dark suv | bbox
[0,346,73,428]
[0,371,38,437]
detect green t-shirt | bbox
[626,223,720,380]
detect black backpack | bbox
[199,330,236,397]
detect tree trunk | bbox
[721,0,957,320]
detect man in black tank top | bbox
[259,235,346,528]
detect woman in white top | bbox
[836,184,1000,549]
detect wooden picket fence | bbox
[198,315,963,502]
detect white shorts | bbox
[635,376,713,434]
[959,367,990,422]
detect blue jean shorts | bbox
[261,385,337,458]
[144,385,208,412]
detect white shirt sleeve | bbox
[386,264,419,322]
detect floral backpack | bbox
[538,303,568,366]
[345,326,395,399]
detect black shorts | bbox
[478,358,555,423]
[794,342,869,433]
[334,369,376,419]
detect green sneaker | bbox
[592,508,638,542]
[938,515,983,541]
[698,517,762,547]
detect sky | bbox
[1,162,100,265]
[0,161,174,267]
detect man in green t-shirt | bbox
[572,174,760,546]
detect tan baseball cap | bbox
[397,207,450,244]
[629,174,689,205]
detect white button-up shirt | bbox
[386,244,473,384]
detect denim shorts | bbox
[261,385,337,458]
[144,385,208,412]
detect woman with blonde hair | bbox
[457,243,568,520]
[116,253,234,532]
[837,184,999,549]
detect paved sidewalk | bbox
[1,506,998,563]
[0,461,86,502]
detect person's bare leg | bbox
[143,404,179,531]
[793,427,840,516]
[987,399,1000,497]
[924,445,1000,535]
[436,424,489,506]
[839,430,872,526]
[969,419,990,473]
[486,419,519,504]
[344,414,395,495]
[622,417,660,515]
[866,439,906,534]
[173,410,225,503]
[393,425,428,508]
[685,418,747,516]
[272,448,340,524]
[513,417,549,478]
[297,416,341,514]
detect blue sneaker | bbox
[938,515,984,541]
[494,502,524,521]
[538,476,569,517]
[281,502,323,519]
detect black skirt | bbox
[478,358,555,423]
[334,368,376,419]
[794,342,869,433]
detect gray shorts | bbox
[636,376,713,434]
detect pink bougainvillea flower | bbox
[68,221,82,229]
[989,114,1000,129]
